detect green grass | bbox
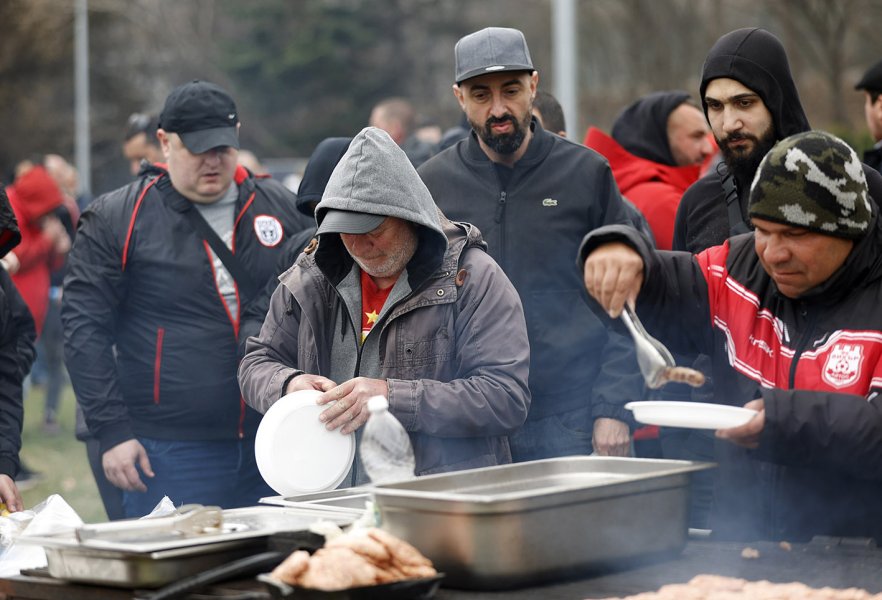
[20,383,106,523]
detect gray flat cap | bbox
[454,27,534,84]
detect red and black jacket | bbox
[61,164,310,455]
[579,214,882,543]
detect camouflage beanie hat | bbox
[749,131,872,239]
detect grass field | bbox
[19,383,106,523]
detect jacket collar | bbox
[149,165,254,213]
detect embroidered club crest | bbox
[253,215,283,247]
[822,343,863,388]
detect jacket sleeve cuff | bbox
[279,369,305,399]
[97,423,137,456]
[590,400,633,427]
[0,456,18,479]
[577,224,654,269]
[386,379,418,431]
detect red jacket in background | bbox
[6,166,64,335]
[584,127,707,250]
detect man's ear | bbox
[156,129,172,159]
[452,83,466,111]
[529,71,539,99]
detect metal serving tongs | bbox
[619,303,676,389]
[76,504,224,544]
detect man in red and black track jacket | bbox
[62,81,310,518]
[579,131,882,543]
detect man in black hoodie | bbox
[674,28,882,254]
[672,28,811,254]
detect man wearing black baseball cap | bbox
[855,59,882,173]
[419,27,643,462]
[62,80,310,518]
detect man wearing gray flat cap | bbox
[62,80,309,518]
[419,27,643,461]
[239,127,530,484]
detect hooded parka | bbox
[239,128,530,478]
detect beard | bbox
[718,126,777,189]
[471,111,531,155]
[351,227,419,280]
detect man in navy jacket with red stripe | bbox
[62,81,309,518]
[580,131,882,543]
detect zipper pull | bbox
[494,191,507,223]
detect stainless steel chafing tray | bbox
[260,488,373,516]
[18,505,355,588]
[370,456,714,589]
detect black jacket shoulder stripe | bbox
[122,175,163,271]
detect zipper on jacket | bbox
[786,303,815,389]
[153,327,165,404]
[494,190,507,224]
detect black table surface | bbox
[2,538,881,600]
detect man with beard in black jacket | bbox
[419,27,642,461]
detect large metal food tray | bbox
[19,506,354,588]
[260,488,372,516]
[371,456,713,589]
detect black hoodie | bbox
[611,90,692,167]
[673,28,811,253]
[0,187,36,480]
[674,28,882,254]
[699,28,810,142]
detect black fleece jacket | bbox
[419,119,643,422]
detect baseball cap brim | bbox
[457,65,534,84]
[316,209,386,235]
[179,126,240,154]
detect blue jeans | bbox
[509,405,594,462]
[122,437,274,518]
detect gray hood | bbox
[314,127,448,287]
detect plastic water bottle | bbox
[360,395,416,484]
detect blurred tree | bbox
[2,0,881,196]
[771,0,858,127]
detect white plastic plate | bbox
[625,401,758,430]
[255,389,355,495]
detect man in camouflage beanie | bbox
[579,126,882,543]
[749,131,872,239]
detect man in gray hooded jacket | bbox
[238,127,530,482]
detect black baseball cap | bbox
[159,80,240,153]
[856,59,882,92]
[316,209,386,236]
